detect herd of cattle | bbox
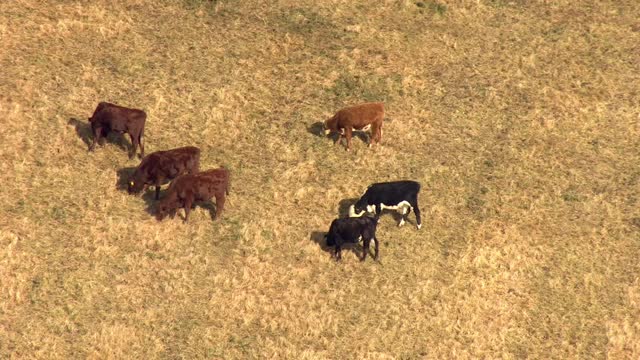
[87,101,422,261]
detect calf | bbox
[324,216,379,261]
[323,102,384,151]
[155,167,230,222]
[128,146,200,199]
[88,102,146,159]
[349,180,422,230]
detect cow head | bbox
[322,120,331,135]
[127,173,146,195]
[324,233,335,247]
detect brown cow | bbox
[323,102,384,151]
[156,167,230,222]
[88,102,146,159]
[128,146,201,200]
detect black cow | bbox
[88,102,146,159]
[324,216,379,261]
[128,146,201,199]
[349,180,422,229]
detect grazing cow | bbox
[349,180,422,230]
[324,216,379,261]
[88,102,146,159]
[323,102,385,151]
[128,146,201,200]
[155,167,230,222]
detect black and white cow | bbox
[324,216,379,261]
[349,180,422,229]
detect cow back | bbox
[336,102,384,129]
[91,103,146,132]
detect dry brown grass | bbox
[1,0,639,358]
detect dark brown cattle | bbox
[128,146,201,199]
[323,102,385,151]
[88,102,146,159]
[156,167,230,222]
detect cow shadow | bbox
[338,198,358,218]
[68,118,92,148]
[68,117,130,151]
[199,201,219,221]
[351,131,370,144]
[310,229,364,261]
[377,209,408,226]
[310,231,331,254]
[144,198,219,222]
[142,191,160,217]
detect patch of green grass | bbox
[415,1,447,15]
[278,7,334,35]
[329,72,403,102]
[183,0,220,10]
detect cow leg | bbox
[155,183,161,200]
[374,204,381,224]
[373,236,379,260]
[411,197,422,230]
[97,128,108,146]
[138,131,144,158]
[213,194,225,220]
[368,124,378,148]
[183,196,193,223]
[345,127,353,151]
[89,126,102,151]
[334,236,344,261]
[399,206,411,227]
[128,133,138,159]
[334,132,343,146]
[361,237,370,262]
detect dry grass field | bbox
[1,0,639,358]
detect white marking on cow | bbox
[359,124,372,132]
[398,218,405,227]
[366,205,376,213]
[417,223,422,230]
[380,201,412,214]
[349,205,365,217]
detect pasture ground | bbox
[1,0,639,358]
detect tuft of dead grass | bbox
[1,0,639,358]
